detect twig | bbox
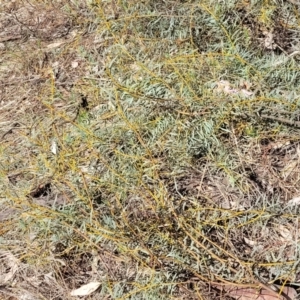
[0,35,22,42]
[260,114,300,128]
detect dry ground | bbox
[1,0,300,299]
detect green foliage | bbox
[1,0,300,298]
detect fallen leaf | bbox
[215,80,238,94]
[263,31,276,50]
[213,283,297,300]
[240,89,254,98]
[51,140,58,155]
[70,281,101,296]
[47,41,66,49]
[71,61,79,68]
[287,196,300,206]
[277,224,293,242]
[214,80,253,98]
[244,237,257,247]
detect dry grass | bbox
[1,0,300,299]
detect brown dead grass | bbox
[1,0,300,299]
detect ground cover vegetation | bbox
[1,0,300,299]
